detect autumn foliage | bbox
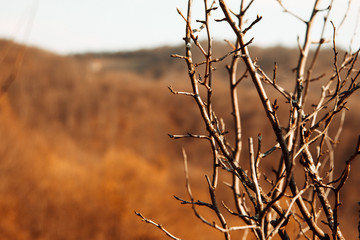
[0,37,359,239]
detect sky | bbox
[0,0,359,55]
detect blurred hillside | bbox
[0,38,359,239]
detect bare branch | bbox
[194,39,253,67]
[242,15,262,35]
[249,137,263,212]
[168,133,210,140]
[276,0,307,23]
[173,195,213,208]
[168,86,195,96]
[134,212,183,240]
[267,185,312,239]
[170,54,188,60]
[139,1,360,239]
[257,67,291,100]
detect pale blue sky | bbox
[0,0,359,54]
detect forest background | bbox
[0,39,359,239]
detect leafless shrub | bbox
[136,1,360,239]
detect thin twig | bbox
[168,133,210,140]
[134,212,182,240]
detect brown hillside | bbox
[0,39,359,239]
